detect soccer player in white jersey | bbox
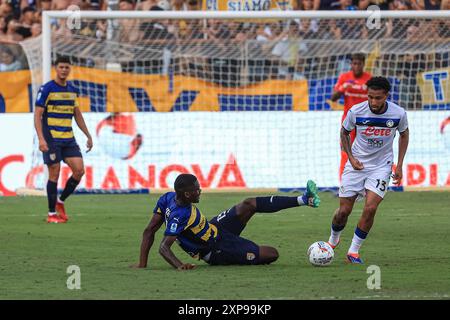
[327,76,409,264]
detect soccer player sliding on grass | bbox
[131,173,320,270]
[327,77,409,264]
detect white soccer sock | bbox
[48,212,57,216]
[328,227,342,247]
[297,195,307,206]
[348,234,365,254]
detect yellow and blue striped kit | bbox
[35,80,78,142]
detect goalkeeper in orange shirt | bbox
[329,53,372,180]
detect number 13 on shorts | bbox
[367,175,390,198]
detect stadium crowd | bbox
[0,0,448,45]
[0,0,449,111]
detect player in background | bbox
[34,56,93,223]
[131,174,321,270]
[329,53,372,180]
[327,76,409,264]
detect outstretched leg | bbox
[235,180,321,225]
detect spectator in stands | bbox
[359,0,394,10]
[385,1,414,39]
[332,0,366,39]
[297,19,319,40]
[186,0,200,9]
[296,0,319,39]
[87,0,107,10]
[137,0,157,10]
[118,0,140,42]
[0,45,22,71]
[21,6,35,27]
[0,16,7,41]
[51,0,70,10]
[170,0,185,10]
[299,0,317,9]
[20,0,38,10]
[313,0,341,10]
[270,21,308,80]
[170,0,200,39]
[30,20,40,36]
[410,0,441,9]
[140,4,174,40]
[227,21,253,43]
[339,0,357,10]
[0,0,15,18]
[4,16,24,41]
[38,0,52,11]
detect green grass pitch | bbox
[1,191,449,300]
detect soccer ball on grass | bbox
[307,241,334,266]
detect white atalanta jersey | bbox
[342,100,408,169]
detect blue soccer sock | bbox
[60,176,80,202]
[47,180,58,213]
[255,196,302,213]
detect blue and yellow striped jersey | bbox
[35,80,79,143]
[153,192,219,260]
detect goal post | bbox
[18,9,450,194]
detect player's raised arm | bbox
[73,107,93,152]
[159,235,196,271]
[131,213,165,268]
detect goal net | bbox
[20,10,450,193]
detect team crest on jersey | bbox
[246,253,256,261]
[386,120,394,128]
[50,153,56,161]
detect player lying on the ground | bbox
[131,173,320,270]
[327,76,409,264]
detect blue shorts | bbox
[207,207,260,265]
[43,140,82,165]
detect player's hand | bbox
[392,166,403,185]
[86,137,93,153]
[349,157,364,170]
[39,140,49,153]
[129,263,146,269]
[177,263,196,271]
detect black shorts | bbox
[207,206,260,265]
[43,140,82,165]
